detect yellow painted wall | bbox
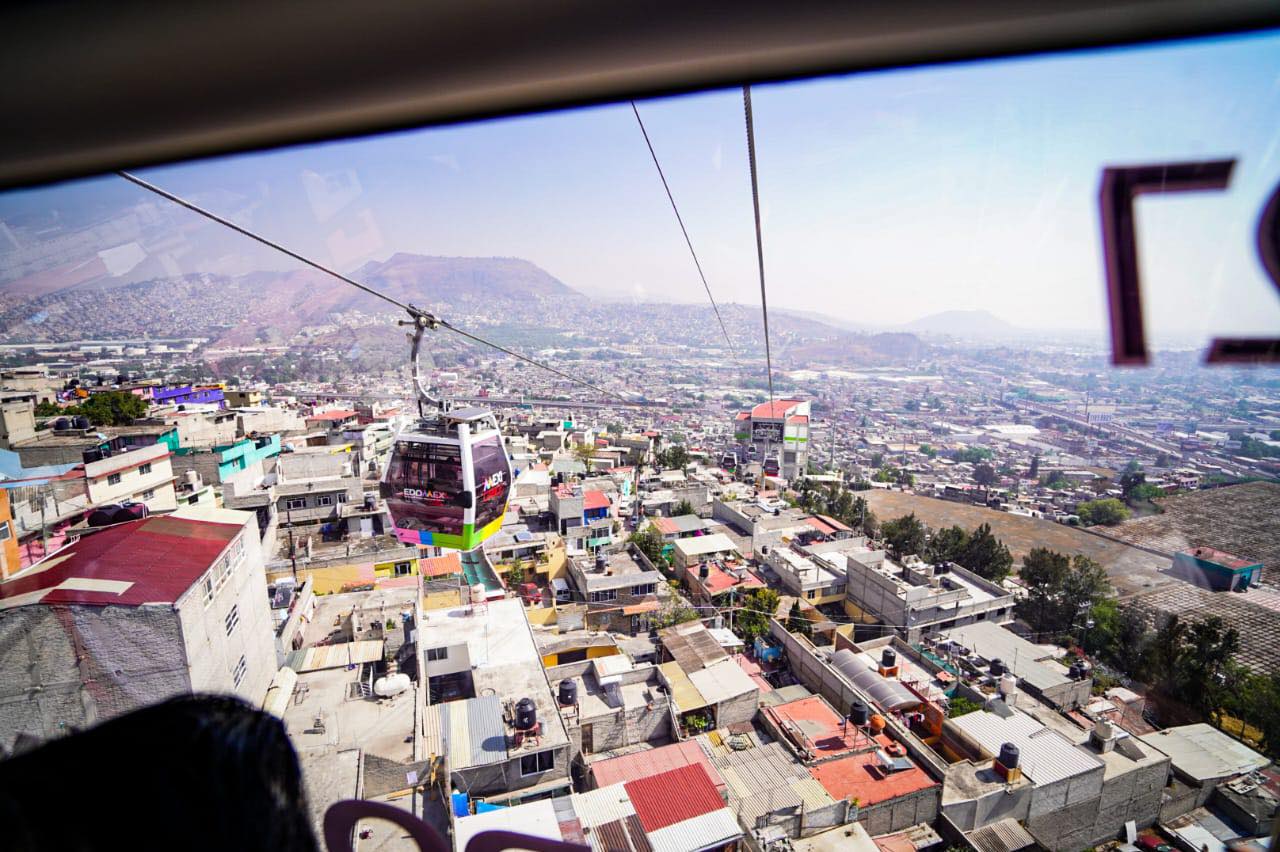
[842,599,880,623]
[540,644,621,668]
[0,490,19,581]
[537,545,567,580]
[374,557,419,579]
[526,606,559,627]
[266,563,374,595]
[810,591,845,606]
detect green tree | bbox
[958,523,1013,582]
[919,444,937,458]
[657,445,690,471]
[1077,498,1130,526]
[904,399,920,412]
[1028,454,1040,479]
[1042,470,1068,488]
[947,695,982,718]
[925,526,969,565]
[506,558,527,587]
[1018,548,1071,633]
[786,600,812,637]
[973,463,997,487]
[34,401,62,417]
[75,391,148,426]
[572,441,599,472]
[952,447,993,464]
[736,588,780,644]
[628,527,666,567]
[673,499,696,517]
[881,514,927,558]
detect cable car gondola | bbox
[381,312,512,551]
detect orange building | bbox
[0,489,21,580]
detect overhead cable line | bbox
[742,85,776,408]
[116,170,634,405]
[630,101,735,357]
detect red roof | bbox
[817,514,852,533]
[419,552,462,577]
[807,735,938,806]
[651,517,679,535]
[700,562,765,595]
[749,399,804,419]
[306,409,356,421]
[0,515,243,609]
[592,740,726,795]
[583,490,611,511]
[804,517,837,536]
[624,764,724,832]
[735,412,750,422]
[1183,547,1258,569]
[786,415,809,424]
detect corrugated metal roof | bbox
[466,694,507,768]
[1139,723,1270,780]
[288,640,385,672]
[625,764,724,833]
[647,809,742,852]
[593,819,634,852]
[790,776,835,811]
[951,710,1102,785]
[737,787,803,828]
[688,658,758,704]
[590,740,724,794]
[572,783,636,829]
[659,661,708,712]
[967,818,1037,852]
[420,696,507,770]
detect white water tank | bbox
[374,673,411,697]
[470,583,486,604]
[998,675,1018,706]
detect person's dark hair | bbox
[0,694,319,851]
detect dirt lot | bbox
[861,490,1175,598]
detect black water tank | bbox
[112,506,139,524]
[54,417,69,431]
[363,494,376,511]
[990,658,1005,677]
[849,700,870,726]
[881,648,897,669]
[82,447,104,464]
[699,562,710,580]
[558,679,578,707]
[73,416,90,430]
[515,697,537,730]
[88,506,120,527]
[998,742,1020,769]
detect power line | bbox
[630,101,735,357]
[115,170,634,405]
[742,86,776,408]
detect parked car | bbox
[1137,834,1172,852]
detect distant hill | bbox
[353,254,579,301]
[899,309,1019,338]
[0,254,581,344]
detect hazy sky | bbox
[3,29,1280,343]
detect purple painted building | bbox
[151,385,226,409]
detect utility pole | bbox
[286,503,298,580]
